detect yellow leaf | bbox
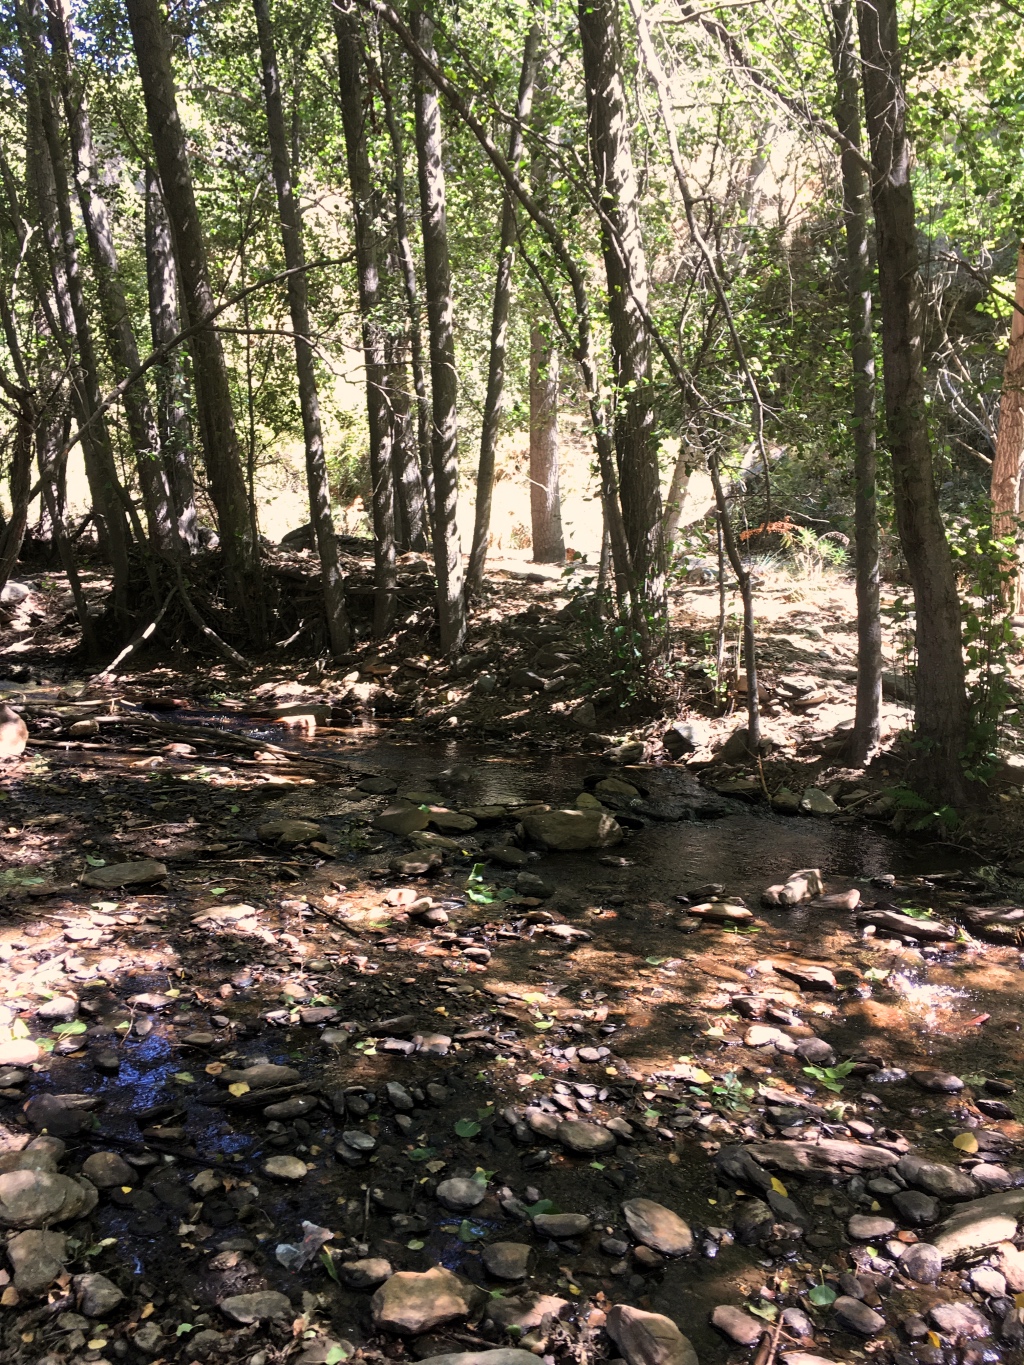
[953,1132,979,1153]
[870,1200,881,1211]
[141,1303,155,1319]
[770,1177,788,1198]
[87,1340,107,1350]
[120,1186,133,1194]
[205,1062,226,1075]
[227,1082,250,1097]
[1015,1293,1024,1310]
[692,1069,712,1084]
[928,1333,941,1348]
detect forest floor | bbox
[1,556,1024,1365]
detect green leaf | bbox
[320,1248,339,1282]
[645,956,666,965]
[325,1348,351,1364]
[454,1118,481,1138]
[590,1161,606,1170]
[406,1238,425,1251]
[84,855,106,867]
[748,1303,778,1322]
[458,1219,485,1242]
[176,1324,194,1337]
[53,1019,87,1036]
[173,1071,194,1084]
[408,1147,437,1162]
[808,1284,836,1306]
[524,1198,555,1217]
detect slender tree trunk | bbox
[991,243,1024,610]
[0,387,33,595]
[412,7,465,654]
[857,0,969,801]
[124,0,258,627]
[467,26,539,595]
[830,0,881,765]
[46,0,179,560]
[254,0,351,653]
[37,405,98,655]
[662,434,700,547]
[529,324,565,562]
[386,336,426,551]
[578,0,664,612]
[334,6,396,637]
[144,167,199,553]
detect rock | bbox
[928,1303,991,1339]
[606,1303,699,1365]
[795,1038,835,1065]
[263,1155,307,1181]
[220,1291,293,1324]
[971,1266,1006,1297]
[711,1305,764,1346]
[338,1258,392,1289]
[848,1214,896,1240]
[515,872,552,898]
[358,776,398,795]
[745,1025,794,1050]
[488,846,529,867]
[893,1189,939,1225]
[0,1170,97,1228]
[858,908,955,941]
[815,889,861,910]
[1004,1311,1024,1345]
[911,1069,964,1093]
[413,1032,451,1055]
[92,1048,120,1074]
[932,1191,1024,1260]
[257,819,322,845]
[481,1242,532,1280]
[833,1296,885,1335]
[75,1272,125,1317]
[428,809,478,832]
[691,901,754,924]
[772,788,802,814]
[533,1212,591,1238]
[801,789,839,816]
[220,1063,300,1090]
[623,1198,693,1256]
[7,1229,67,1294]
[81,1152,134,1189]
[386,1081,414,1111]
[264,1095,319,1120]
[570,702,597,731]
[392,850,443,876]
[719,727,754,763]
[773,961,836,991]
[557,1120,617,1155]
[371,1265,481,1335]
[373,805,430,836]
[663,723,699,758]
[900,1242,942,1283]
[520,808,622,851]
[417,1355,540,1365]
[0,704,28,757]
[0,1136,65,1173]
[0,1040,41,1066]
[994,1242,1024,1292]
[36,997,78,1022]
[778,869,824,904]
[746,1140,898,1175]
[437,1178,486,1211]
[897,1154,978,1200]
[733,1198,774,1245]
[132,1322,166,1355]
[484,1293,570,1333]
[81,859,167,888]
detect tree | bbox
[529,322,564,562]
[991,244,1024,609]
[857,0,970,800]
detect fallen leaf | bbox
[952,1132,979,1153]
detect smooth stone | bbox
[711,1304,764,1346]
[481,1242,532,1280]
[371,1265,481,1335]
[900,1242,943,1283]
[257,819,322,845]
[36,996,78,1021]
[848,1214,896,1240]
[436,1178,486,1211]
[833,1296,885,1335]
[747,1139,898,1174]
[485,1294,570,1333]
[893,1189,939,1225]
[81,859,167,888]
[533,1212,591,1239]
[520,808,623,851]
[338,1257,392,1289]
[373,805,430,836]
[263,1095,318,1120]
[220,1063,301,1089]
[263,1155,307,1181]
[75,1272,125,1317]
[556,1120,616,1155]
[427,809,478,832]
[897,1154,978,1200]
[220,1291,293,1323]
[81,1152,134,1189]
[606,1303,699,1365]
[911,1069,964,1093]
[92,1048,120,1074]
[0,1170,97,1228]
[515,872,552,898]
[622,1198,693,1256]
[527,1110,559,1140]
[928,1303,992,1339]
[971,1266,1007,1297]
[0,1040,41,1067]
[7,1229,67,1294]
[932,1191,1024,1260]
[386,1082,414,1111]
[0,1133,65,1171]
[801,789,839,816]
[795,1038,835,1066]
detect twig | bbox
[90,589,177,684]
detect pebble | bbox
[911,1068,964,1093]
[338,1257,392,1289]
[263,1095,318,1120]
[848,1214,896,1240]
[36,996,78,1021]
[262,1155,307,1181]
[436,1178,486,1211]
[711,1305,764,1347]
[75,1271,125,1317]
[893,1189,939,1225]
[900,1242,943,1283]
[833,1295,886,1335]
[928,1302,992,1338]
[971,1266,1007,1297]
[533,1212,591,1239]
[386,1082,414,1112]
[482,1242,532,1280]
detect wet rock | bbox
[972,1163,1014,1190]
[220,1063,301,1090]
[900,1242,942,1283]
[622,1198,693,1256]
[371,1265,482,1335]
[928,1302,992,1338]
[557,1120,616,1155]
[833,1296,885,1335]
[481,1242,532,1280]
[932,1191,1024,1260]
[428,809,478,833]
[994,1242,1024,1292]
[81,1152,134,1189]
[393,851,443,876]
[22,1095,90,1139]
[527,1110,559,1140]
[338,1257,392,1289]
[358,776,398,795]
[971,1266,1006,1297]
[484,1293,570,1333]
[263,1155,308,1181]
[437,1178,486,1211]
[893,1189,939,1225]
[533,1212,591,1238]
[773,961,836,991]
[711,1305,763,1346]
[0,704,27,756]
[374,805,431,835]
[74,1272,125,1317]
[663,723,699,758]
[7,1229,67,1294]
[0,1170,97,1228]
[896,1154,977,1200]
[92,1048,120,1074]
[414,1032,451,1055]
[772,788,802,814]
[769,869,824,905]
[795,1038,835,1066]
[0,1040,41,1066]
[716,1145,773,1192]
[815,889,862,910]
[606,1303,699,1365]
[220,1290,293,1323]
[81,859,167,888]
[733,1198,774,1245]
[848,1214,896,1240]
[132,1322,167,1355]
[488,846,530,867]
[1003,1310,1024,1344]
[257,819,322,845]
[747,1139,898,1174]
[386,1082,414,1111]
[264,1095,319,1120]
[911,1069,964,1093]
[520,808,623,851]
[901,1314,929,1340]
[633,1245,665,1270]
[36,996,77,1021]
[801,789,839,816]
[515,872,552,898]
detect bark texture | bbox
[991,244,1024,609]
[529,325,564,562]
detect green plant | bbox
[802,1060,856,1094]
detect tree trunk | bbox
[830,0,882,765]
[46,0,179,560]
[529,324,565,562]
[467,26,539,595]
[411,7,465,654]
[661,434,700,547]
[0,385,33,596]
[254,0,351,653]
[124,0,258,626]
[991,243,1024,610]
[144,166,199,553]
[334,6,396,637]
[578,0,664,611]
[385,337,427,551]
[857,0,969,801]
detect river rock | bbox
[711,1305,763,1346]
[928,1303,992,1338]
[264,1095,318,1120]
[0,1170,97,1228]
[606,1303,699,1365]
[848,1214,895,1240]
[971,1266,1006,1297]
[437,1178,486,1211]
[263,1155,307,1181]
[371,1265,481,1335]
[338,1258,392,1289]
[901,1242,942,1283]
[219,1063,300,1090]
[773,961,836,991]
[75,1271,125,1316]
[482,1242,532,1280]
[257,819,322,845]
[220,1291,293,1323]
[911,1069,964,1093]
[897,1154,978,1200]
[520,808,622,851]
[533,1212,591,1238]
[893,1189,939,1225]
[557,1120,616,1155]
[801,789,839,816]
[932,1190,1024,1260]
[515,872,552,898]
[373,805,431,836]
[81,859,167,888]
[623,1198,693,1256]
[795,1038,835,1065]
[36,996,77,1021]
[994,1242,1024,1292]
[746,1140,898,1174]
[833,1296,885,1335]
[0,1040,41,1066]
[7,1229,67,1294]
[81,1152,134,1189]
[663,723,699,758]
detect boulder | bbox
[371,1265,482,1335]
[520,808,622,851]
[932,1191,1024,1260]
[7,1229,67,1294]
[622,1198,693,1256]
[0,1170,97,1228]
[606,1304,699,1365]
